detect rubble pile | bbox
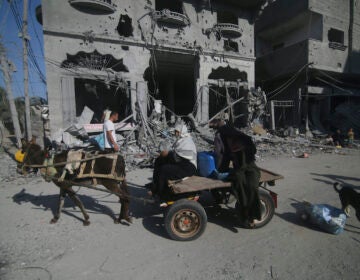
[50,113,359,173]
[253,131,360,161]
[26,89,359,172]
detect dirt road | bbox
[0,150,359,280]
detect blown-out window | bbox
[155,0,183,14]
[328,28,344,45]
[217,10,238,24]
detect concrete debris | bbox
[42,92,358,172]
[2,100,359,178]
[76,106,94,125]
[252,124,267,136]
[247,87,267,126]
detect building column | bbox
[136,81,147,121]
[60,76,76,127]
[196,85,209,123]
[296,88,302,127]
[270,100,275,130]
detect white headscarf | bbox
[173,123,197,168]
[174,122,190,138]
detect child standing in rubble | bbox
[348,128,354,147]
[333,129,345,147]
[148,122,197,199]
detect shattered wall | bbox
[41,0,259,134]
[257,0,360,77]
[255,0,360,134]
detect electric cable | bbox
[266,63,310,99]
[10,0,46,84]
[0,1,11,33]
[315,77,354,95]
[314,68,360,88]
[29,0,44,56]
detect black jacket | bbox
[217,125,257,164]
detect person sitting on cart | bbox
[148,122,197,199]
[217,124,262,228]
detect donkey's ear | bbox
[20,138,28,151]
[30,136,37,144]
[45,144,52,152]
[21,138,27,146]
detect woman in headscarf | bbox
[218,125,261,228]
[149,122,197,199]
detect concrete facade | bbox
[38,0,268,134]
[256,0,360,133]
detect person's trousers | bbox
[231,162,261,222]
[152,154,196,197]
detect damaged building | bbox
[256,0,360,136]
[36,0,273,135]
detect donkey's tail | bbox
[333,182,341,193]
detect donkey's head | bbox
[17,137,47,175]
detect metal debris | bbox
[34,87,359,172]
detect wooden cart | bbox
[162,168,284,241]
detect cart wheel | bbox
[164,199,207,241]
[236,189,275,229]
[253,190,275,228]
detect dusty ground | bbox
[0,147,359,280]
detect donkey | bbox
[20,140,132,226]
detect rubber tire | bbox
[253,189,275,228]
[164,199,207,241]
[236,189,275,229]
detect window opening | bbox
[217,10,237,24]
[155,0,183,14]
[224,40,239,52]
[75,78,130,123]
[328,28,344,44]
[117,15,133,37]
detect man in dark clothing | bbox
[209,119,230,172]
[332,129,344,147]
[216,125,261,227]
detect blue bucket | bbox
[197,151,216,177]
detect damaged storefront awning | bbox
[307,86,360,97]
[83,122,136,133]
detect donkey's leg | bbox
[118,180,132,224]
[104,180,132,224]
[66,187,90,226]
[50,188,66,224]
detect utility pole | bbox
[297,88,302,127]
[304,65,309,133]
[304,63,313,138]
[349,0,354,72]
[22,0,32,140]
[0,45,23,148]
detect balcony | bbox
[68,0,116,14]
[213,23,242,38]
[152,9,190,26]
[329,42,347,51]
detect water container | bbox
[197,151,216,177]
